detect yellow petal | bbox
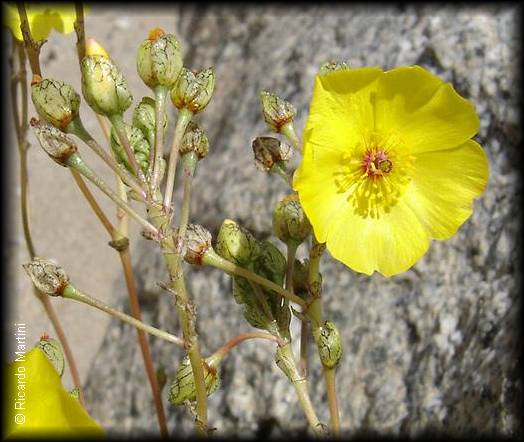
[5,347,104,438]
[376,67,479,154]
[402,139,489,239]
[325,197,430,277]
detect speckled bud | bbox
[37,335,65,377]
[168,354,221,406]
[31,76,80,131]
[260,90,296,133]
[81,40,132,116]
[179,122,209,160]
[110,123,151,174]
[312,320,342,369]
[273,194,311,246]
[252,136,292,172]
[183,224,213,265]
[170,67,215,113]
[319,60,350,75]
[30,118,77,166]
[137,28,183,90]
[215,219,258,266]
[23,257,69,297]
[132,96,167,145]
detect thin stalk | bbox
[10,36,82,402]
[162,108,192,210]
[203,252,306,307]
[150,86,167,192]
[119,248,169,438]
[213,332,282,360]
[70,169,115,236]
[73,3,86,63]
[66,154,158,236]
[61,284,185,348]
[307,236,341,434]
[67,118,147,201]
[280,122,301,153]
[16,4,42,76]
[108,113,147,184]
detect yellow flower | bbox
[4,347,104,438]
[3,3,84,41]
[293,66,489,276]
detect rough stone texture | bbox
[8,3,521,439]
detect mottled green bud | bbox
[272,194,311,246]
[215,219,258,266]
[183,224,213,265]
[31,76,80,131]
[37,335,64,377]
[23,257,69,297]
[312,321,342,369]
[260,90,296,133]
[171,67,215,113]
[137,28,183,90]
[110,124,151,174]
[168,354,221,406]
[252,136,292,172]
[81,54,133,116]
[132,96,168,145]
[318,60,350,75]
[69,387,80,400]
[180,122,209,160]
[30,118,77,166]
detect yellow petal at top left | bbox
[3,3,83,41]
[4,347,104,439]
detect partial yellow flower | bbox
[4,347,104,438]
[293,66,489,277]
[3,3,84,41]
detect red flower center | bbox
[362,148,393,179]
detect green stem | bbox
[280,122,301,152]
[108,113,147,184]
[66,153,158,235]
[73,3,86,64]
[16,3,42,76]
[66,118,147,201]
[323,367,340,435]
[163,108,192,210]
[61,284,185,347]
[150,86,168,192]
[203,251,306,307]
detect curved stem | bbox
[203,252,306,307]
[163,108,192,210]
[213,332,281,360]
[61,284,185,348]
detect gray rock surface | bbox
[24,3,520,438]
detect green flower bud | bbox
[215,219,258,266]
[260,90,296,133]
[137,28,183,90]
[30,118,77,167]
[179,122,210,160]
[170,67,215,113]
[318,60,350,75]
[23,257,69,297]
[30,76,80,131]
[110,124,151,174]
[272,194,311,246]
[312,321,342,369]
[69,387,80,400]
[81,41,132,116]
[132,96,167,145]
[252,136,292,172]
[37,335,65,377]
[183,224,213,265]
[168,354,221,406]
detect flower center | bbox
[334,131,414,219]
